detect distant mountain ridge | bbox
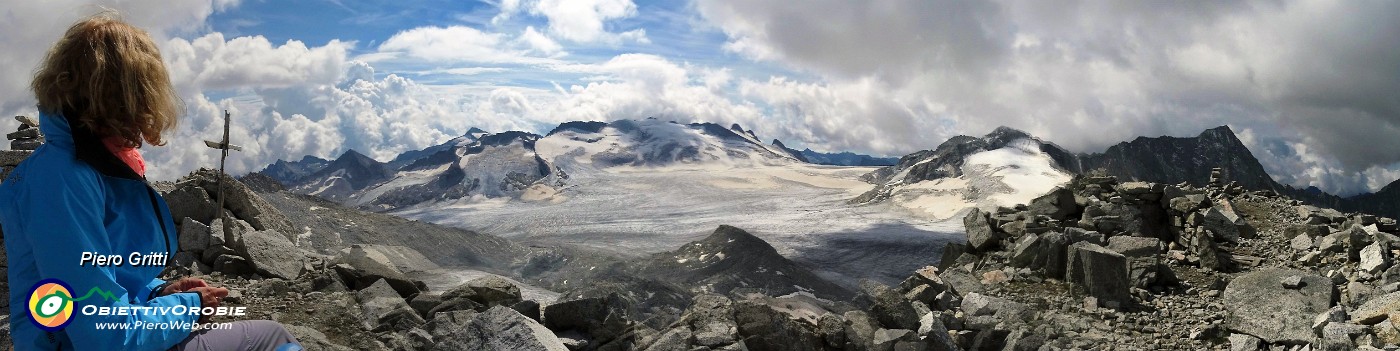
[253,120,1400,219]
[800,148,898,166]
[857,125,1400,219]
[255,118,812,211]
[286,149,393,203]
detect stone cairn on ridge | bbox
[0,116,40,180]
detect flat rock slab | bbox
[432,306,568,351]
[241,229,303,279]
[1223,268,1334,344]
[1353,291,1400,325]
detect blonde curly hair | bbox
[30,12,180,147]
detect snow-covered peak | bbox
[535,119,803,173]
[854,128,1076,219]
[879,138,1072,219]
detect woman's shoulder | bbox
[1,146,102,193]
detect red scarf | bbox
[102,136,146,176]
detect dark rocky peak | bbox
[477,131,541,148]
[771,139,809,162]
[298,154,329,163]
[546,121,608,136]
[691,225,779,256]
[308,149,393,191]
[983,126,1033,145]
[332,149,377,166]
[1378,178,1400,195]
[633,225,853,301]
[256,155,332,186]
[1078,125,1277,191]
[688,122,752,142]
[464,127,488,137]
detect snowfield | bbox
[889,138,1074,219]
[393,163,969,286]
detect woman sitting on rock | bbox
[0,13,300,351]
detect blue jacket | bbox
[1,111,201,350]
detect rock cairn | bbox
[0,116,39,181]
[8,115,42,151]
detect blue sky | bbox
[1,0,1399,196]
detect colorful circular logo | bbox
[28,279,75,331]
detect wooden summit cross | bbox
[204,110,243,231]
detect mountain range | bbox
[255,119,1400,220]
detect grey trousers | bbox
[171,320,301,351]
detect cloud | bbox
[540,54,762,126]
[517,26,564,56]
[493,0,648,44]
[163,33,351,92]
[0,0,237,115]
[370,25,563,65]
[694,0,1400,194]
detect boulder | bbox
[164,185,218,225]
[511,300,541,323]
[426,296,484,317]
[680,295,737,347]
[1065,242,1131,307]
[239,230,304,279]
[176,217,210,254]
[843,311,879,351]
[1227,333,1261,351]
[1319,322,1366,351]
[640,326,693,351]
[1063,227,1105,246]
[202,217,250,264]
[212,254,253,276]
[919,312,959,351]
[817,314,845,350]
[1008,233,1043,268]
[1223,268,1333,344]
[1312,306,1347,335]
[409,293,443,318]
[441,275,523,308]
[1041,232,1070,279]
[356,279,426,332]
[1201,207,1242,243]
[1289,234,1314,251]
[733,298,825,351]
[1027,187,1078,220]
[336,245,422,298]
[1169,194,1208,214]
[284,325,354,351]
[1116,181,1155,196]
[960,292,999,317]
[1352,291,1400,325]
[542,294,632,345]
[1107,236,1162,257]
[871,286,920,330]
[429,306,568,351]
[1361,242,1392,275]
[871,329,920,350]
[1109,236,1162,288]
[963,208,1000,251]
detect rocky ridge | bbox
[915,168,1400,350]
